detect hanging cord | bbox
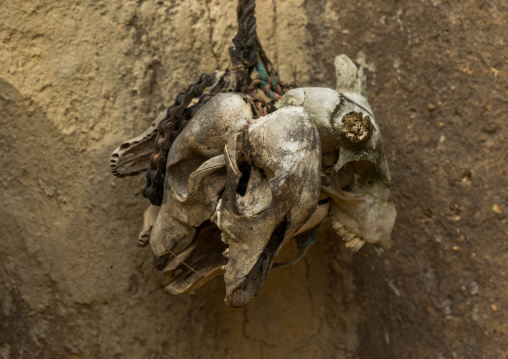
[142,73,216,205]
[142,0,289,205]
[272,228,318,269]
[215,0,290,112]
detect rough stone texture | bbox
[0,1,507,358]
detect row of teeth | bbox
[214,202,364,274]
[219,224,364,274]
[212,200,229,271]
[220,234,233,271]
[332,221,365,252]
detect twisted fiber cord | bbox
[142,74,215,205]
[142,0,286,205]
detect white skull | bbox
[216,106,321,307]
[149,94,321,304]
[109,54,396,306]
[150,93,252,294]
[276,54,396,251]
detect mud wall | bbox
[1,1,507,358]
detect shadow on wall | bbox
[0,77,362,359]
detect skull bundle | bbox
[109,1,396,307]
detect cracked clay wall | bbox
[1,1,507,358]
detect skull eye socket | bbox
[336,160,375,193]
[322,151,340,169]
[168,155,209,198]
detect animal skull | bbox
[146,93,320,306]
[150,93,252,294]
[109,54,396,306]
[216,106,321,307]
[276,54,396,251]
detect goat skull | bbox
[147,94,321,306]
[110,54,396,306]
[276,54,396,251]
[216,106,321,307]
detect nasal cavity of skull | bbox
[236,162,252,197]
[235,163,272,215]
[337,160,375,192]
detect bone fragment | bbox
[110,109,167,177]
[343,232,356,242]
[345,237,366,252]
[137,205,160,246]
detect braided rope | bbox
[141,0,290,205]
[142,74,215,205]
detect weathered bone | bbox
[338,111,372,146]
[137,205,160,246]
[150,93,254,293]
[110,53,396,306]
[293,200,330,236]
[151,94,253,262]
[217,106,321,307]
[149,96,322,305]
[326,182,396,250]
[159,222,226,295]
[334,54,371,112]
[276,54,396,253]
[110,109,167,177]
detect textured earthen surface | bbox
[1,1,507,358]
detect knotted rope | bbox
[142,0,289,206]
